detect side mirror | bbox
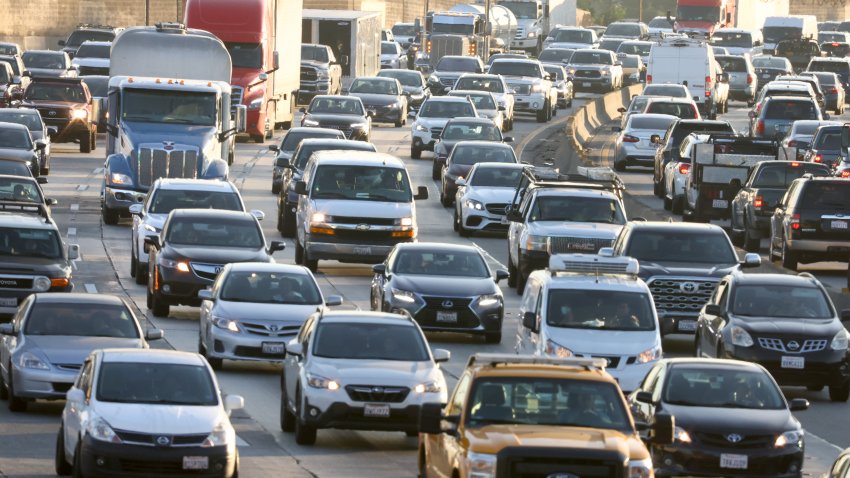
[635,391,653,404]
[367,110,376,118]
[224,394,245,414]
[325,295,343,307]
[250,209,265,221]
[651,412,675,445]
[408,110,417,119]
[372,263,387,275]
[66,388,85,404]
[294,180,308,195]
[198,289,214,300]
[617,107,627,113]
[495,269,509,283]
[432,348,451,363]
[145,328,164,340]
[741,252,761,268]
[414,185,429,200]
[47,126,58,136]
[258,72,269,82]
[287,343,304,356]
[789,398,809,411]
[612,126,622,132]
[275,157,291,169]
[268,145,280,152]
[268,240,286,253]
[128,203,144,216]
[506,207,522,222]
[58,40,67,47]
[455,178,466,187]
[498,105,506,111]
[45,198,58,206]
[704,303,723,316]
[144,235,161,249]
[502,136,514,143]
[299,107,307,114]
[0,323,13,335]
[35,140,46,150]
[67,244,79,260]
[522,311,538,333]
[650,134,661,144]
[419,402,444,434]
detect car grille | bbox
[694,432,774,449]
[190,262,224,282]
[114,430,208,447]
[231,85,243,106]
[345,385,410,403]
[514,28,525,40]
[415,296,480,328]
[548,236,613,254]
[499,448,626,478]
[485,202,509,215]
[758,337,828,354]
[333,216,395,226]
[646,277,718,315]
[575,69,602,78]
[510,84,531,95]
[241,322,301,338]
[36,107,70,119]
[136,147,199,188]
[440,77,456,87]
[321,125,353,138]
[300,67,318,82]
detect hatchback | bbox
[751,96,823,139]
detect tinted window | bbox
[663,367,785,409]
[716,56,747,72]
[97,362,217,406]
[752,164,829,187]
[452,145,515,165]
[764,100,817,120]
[530,196,625,224]
[166,217,262,248]
[598,39,624,51]
[308,97,364,115]
[0,176,41,203]
[311,165,411,202]
[469,166,522,187]
[712,31,753,48]
[349,78,399,95]
[570,51,613,65]
[313,322,429,361]
[648,17,673,28]
[626,229,736,263]
[0,160,32,177]
[543,65,566,80]
[799,182,850,211]
[443,123,501,140]
[753,57,790,69]
[149,189,242,214]
[0,45,18,55]
[731,284,832,318]
[293,142,375,169]
[22,52,65,69]
[393,249,488,277]
[539,49,573,63]
[551,30,593,43]
[75,43,110,59]
[436,57,480,72]
[418,100,475,118]
[378,70,422,87]
[381,43,397,54]
[392,24,416,36]
[25,303,138,338]
[488,62,542,77]
[605,24,641,37]
[280,131,341,152]
[301,45,329,63]
[0,127,31,148]
[66,30,115,47]
[617,43,651,56]
[547,290,655,330]
[226,42,262,69]
[453,77,504,93]
[809,60,850,74]
[81,76,108,97]
[220,270,321,305]
[815,130,842,149]
[123,90,215,126]
[646,102,697,118]
[0,112,42,131]
[629,116,676,130]
[25,83,86,102]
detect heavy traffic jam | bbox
[3,0,850,476]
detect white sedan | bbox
[454,162,525,236]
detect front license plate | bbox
[781,356,805,369]
[364,403,390,417]
[582,82,592,87]
[678,320,697,332]
[720,454,748,469]
[832,220,848,230]
[183,456,209,470]
[436,311,458,323]
[713,199,728,209]
[261,342,286,355]
[353,247,372,256]
[0,297,16,307]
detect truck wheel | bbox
[101,206,119,225]
[536,104,547,123]
[251,134,264,144]
[411,144,421,159]
[90,131,97,151]
[743,227,761,252]
[79,132,91,153]
[830,382,850,402]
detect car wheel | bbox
[251,134,264,143]
[294,240,305,265]
[453,207,460,232]
[457,209,470,238]
[515,258,527,294]
[204,343,223,371]
[134,256,147,285]
[280,377,296,432]
[536,104,547,123]
[148,274,170,317]
[485,330,502,344]
[781,236,798,271]
[71,441,84,478]
[694,333,703,358]
[411,143,421,159]
[507,255,517,288]
[431,161,441,180]
[79,133,91,154]
[55,425,72,476]
[272,183,281,195]
[613,160,626,172]
[671,196,684,215]
[653,178,663,197]
[280,209,296,238]
[743,226,760,252]
[294,388,317,445]
[90,131,97,151]
[663,195,672,211]
[440,188,452,208]
[101,206,119,225]
[830,382,850,402]
[395,112,404,128]
[0,370,7,400]
[7,369,26,412]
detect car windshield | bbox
[25,83,86,102]
[311,165,412,202]
[293,143,375,169]
[465,378,632,431]
[539,49,574,63]
[570,51,612,65]
[731,284,832,318]
[436,57,480,72]
[97,362,217,406]
[0,45,17,55]
[598,39,624,51]
[0,176,41,203]
[753,57,789,69]
[220,270,321,304]
[418,100,474,118]
[530,196,625,224]
[0,127,31,149]
[226,42,262,69]
[381,43,397,54]
[629,97,649,112]
[392,24,417,36]
[166,217,263,248]
[469,166,522,187]
[393,249,489,277]
[712,31,753,47]
[122,90,216,126]
[0,160,32,177]
[646,102,696,118]
[313,322,429,361]
[764,100,817,120]
[677,5,720,21]
[0,227,61,258]
[501,1,537,19]
[543,66,566,80]
[547,289,655,330]
[443,123,501,141]
[716,56,747,72]
[663,367,785,409]
[619,56,640,68]
[815,130,842,149]
[280,131,342,153]
[763,26,803,43]
[488,54,527,66]
[22,52,65,69]
[350,78,399,95]
[0,112,41,131]
[81,76,108,97]
[800,182,850,211]
[459,93,497,110]
[618,43,651,56]
[308,97,364,115]
[75,43,110,59]
[24,303,138,338]
[379,70,421,87]
[487,62,541,77]
[809,60,850,74]
[301,45,329,63]
[649,17,673,28]
[752,164,829,187]
[551,30,593,43]
[432,21,474,35]
[149,190,242,214]
[66,30,114,47]
[453,77,504,93]
[629,116,676,130]
[626,230,736,263]
[605,24,641,37]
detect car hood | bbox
[27,336,144,364]
[310,357,434,384]
[22,100,79,110]
[0,148,35,161]
[665,403,797,434]
[0,256,70,275]
[304,113,366,126]
[72,58,109,68]
[301,59,329,69]
[143,213,167,231]
[392,274,497,297]
[415,117,452,128]
[466,424,645,458]
[212,300,319,323]
[547,328,659,355]
[527,221,623,239]
[167,245,272,265]
[350,93,401,106]
[94,402,226,435]
[549,42,592,50]
[313,199,411,219]
[571,64,611,71]
[636,261,738,280]
[733,316,840,337]
[466,186,516,204]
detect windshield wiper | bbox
[314,192,348,199]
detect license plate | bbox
[183,456,209,470]
[832,220,848,230]
[0,297,16,307]
[762,73,771,78]
[261,342,286,355]
[720,454,748,469]
[436,311,458,323]
[353,247,372,256]
[781,356,805,369]
[712,199,728,209]
[364,403,390,417]
[678,320,697,332]
[582,82,592,87]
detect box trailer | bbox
[734,0,789,32]
[301,10,381,80]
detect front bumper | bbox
[725,346,850,387]
[10,364,78,400]
[45,117,90,143]
[207,327,293,363]
[653,441,803,478]
[388,295,503,335]
[412,131,435,151]
[302,399,425,433]
[156,265,216,307]
[104,186,147,214]
[306,236,412,264]
[513,93,547,112]
[572,77,613,92]
[460,202,510,233]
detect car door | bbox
[426,373,471,478]
[508,190,533,267]
[64,356,94,455]
[284,316,314,407]
[771,181,797,250]
[295,161,317,246]
[516,279,542,354]
[701,280,729,354]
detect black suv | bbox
[610,222,760,335]
[57,24,121,59]
[804,124,845,169]
[769,177,850,270]
[695,272,850,401]
[652,119,734,197]
[145,210,285,317]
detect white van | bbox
[762,15,818,55]
[711,28,763,57]
[646,37,725,119]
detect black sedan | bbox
[345,76,408,127]
[432,118,510,180]
[299,95,372,142]
[0,122,42,177]
[0,108,53,175]
[629,358,809,478]
[370,242,508,343]
[439,140,518,207]
[695,272,850,401]
[267,127,343,194]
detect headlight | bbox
[476,294,501,308]
[568,68,576,75]
[600,70,610,76]
[545,339,573,358]
[730,326,754,347]
[428,74,440,83]
[636,344,662,364]
[316,71,329,80]
[674,426,692,444]
[158,257,190,272]
[831,329,849,350]
[88,416,122,443]
[391,288,416,304]
[464,199,484,210]
[302,118,319,127]
[311,213,331,223]
[530,84,545,93]
[527,32,537,38]
[109,172,132,185]
[18,351,49,370]
[351,122,369,129]
[71,109,87,120]
[775,429,804,448]
[33,276,51,291]
[628,457,654,478]
[247,98,263,110]
[394,217,413,227]
[466,452,497,478]
[525,234,548,251]
[142,223,160,233]
[212,317,240,333]
[414,381,442,393]
[202,422,234,448]
[306,372,340,390]
[415,123,429,133]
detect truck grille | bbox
[548,236,613,254]
[646,277,718,315]
[514,28,525,40]
[300,66,318,82]
[36,107,70,119]
[510,84,531,95]
[758,337,827,354]
[137,148,199,188]
[231,85,243,106]
[575,69,602,78]
[345,385,410,403]
[498,448,626,478]
[333,216,395,226]
[429,36,468,67]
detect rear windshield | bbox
[538,49,573,63]
[453,77,504,93]
[751,164,830,187]
[648,17,673,28]
[75,43,110,59]
[551,29,593,43]
[764,100,817,120]
[293,143,375,169]
[753,57,789,69]
[149,189,242,214]
[811,72,838,85]
[605,23,641,37]
[671,124,734,148]
[617,43,651,56]
[646,102,697,119]
[392,24,416,36]
[814,130,842,149]
[418,100,475,118]
[800,182,850,211]
[436,57,480,72]
[280,130,343,153]
[620,56,640,68]
[716,56,747,72]
[451,145,515,165]
[488,62,541,77]
[469,166,522,187]
[809,60,850,73]
[792,122,823,135]
[625,230,736,263]
[712,31,753,48]
[66,30,114,47]
[643,85,688,97]
[630,116,676,130]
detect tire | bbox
[7,371,26,412]
[743,227,760,252]
[485,330,502,344]
[431,162,441,180]
[613,161,626,172]
[653,179,663,197]
[130,253,137,278]
[101,206,119,225]
[411,144,422,159]
[394,113,404,128]
[452,207,460,232]
[280,380,296,432]
[250,134,264,143]
[294,240,305,265]
[781,237,798,271]
[206,354,223,371]
[79,133,91,153]
[830,382,850,402]
[55,426,72,476]
[90,132,97,151]
[279,209,296,238]
[272,183,281,195]
[72,441,84,478]
[515,258,527,294]
[294,389,317,445]
[304,256,318,273]
[134,258,147,285]
[671,196,684,215]
[507,255,517,288]
[663,195,672,211]
[440,188,452,207]
[148,277,170,317]
[536,105,547,123]
[0,369,7,399]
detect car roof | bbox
[318,311,417,326]
[536,187,618,199]
[0,212,55,229]
[663,358,770,373]
[628,113,679,121]
[154,178,238,191]
[472,162,524,170]
[628,221,725,233]
[394,242,483,254]
[490,59,539,66]
[169,209,254,220]
[226,262,311,274]
[297,138,375,149]
[285,127,343,136]
[764,82,810,90]
[470,360,616,383]
[449,90,495,97]
[100,348,208,366]
[23,50,64,56]
[458,73,502,80]
[34,292,126,305]
[78,41,112,47]
[354,76,395,83]
[646,96,695,104]
[0,122,30,132]
[763,95,815,103]
[311,150,406,167]
[728,272,822,288]
[453,140,512,149]
[425,96,475,103]
[574,48,608,53]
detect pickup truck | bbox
[299,44,342,104]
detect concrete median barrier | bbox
[566,85,643,160]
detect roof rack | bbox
[547,252,639,278]
[467,353,607,370]
[521,165,625,192]
[0,200,50,222]
[76,23,118,30]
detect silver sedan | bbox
[612,113,678,171]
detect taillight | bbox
[831,87,839,94]
[791,161,800,167]
[790,213,801,230]
[705,75,712,85]
[815,154,823,163]
[647,74,653,83]
[788,140,798,147]
[746,74,754,85]
[756,120,765,135]
[622,134,640,143]
[754,196,764,209]
[841,170,850,178]
[678,163,690,174]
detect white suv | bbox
[409,96,477,159]
[280,311,450,445]
[515,252,662,392]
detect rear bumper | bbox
[786,238,850,262]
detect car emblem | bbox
[162,141,175,151]
[442,300,454,309]
[372,387,384,393]
[726,433,743,443]
[787,341,800,350]
[356,223,370,231]
[268,324,279,332]
[48,111,56,116]
[680,282,699,294]
[213,266,223,274]
[547,474,579,478]
[156,435,171,446]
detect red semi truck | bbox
[675,0,735,37]
[185,0,302,143]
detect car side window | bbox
[716,281,730,309]
[77,359,94,399]
[831,454,849,477]
[297,316,315,345]
[519,279,541,317]
[518,191,535,219]
[448,373,471,417]
[781,182,798,208]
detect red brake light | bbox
[746,74,754,85]
[705,75,712,84]
[833,42,840,46]
[814,154,823,163]
[647,74,653,83]
[841,170,850,178]
[791,161,800,167]
[756,120,765,135]
[788,140,798,147]
[679,163,691,174]
[622,134,640,143]
[791,213,801,230]
[831,87,839,94]
[753,196,764,208]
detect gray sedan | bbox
[613,113,678,171]
[0,293,162,411]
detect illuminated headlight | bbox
[143,223,160,233]
[730,326,754,347]
[466,452,497,478]
[628,457,654,478]
[545,339,573,358]
[415,123,429,133]
[568,68,576,75]
[311,212,331,224]
[71,109,87,120]
[464,199,484,210]
[19,351,49,370]
[87,416,121,443]
[527,31,537,38]
[395,217,413,227]
[306,372,340,390]
[600,70,610,76]
[475,294,501,308]
[674,426,692,444]
[831,329,849,350]
[391,288,417,304]
[158,257,190,272]
[530,84,545,93]
[248,98,263,110]
[109,172,132,185]
[525,234,548,251]
[33,276,51,291]
[636,344,662,364]
[316,71,329,80]
[212,317,240,333]
[201,422,234,448]
[414,381,442,393]
[774,429,804,448]
[351,122,369,129]
[302,118,319,127]
[428,74,440,83]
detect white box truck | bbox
[301,10,381,80]
[733,0,789,32]
[762,15,818,55]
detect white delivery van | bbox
[762,15,818,55]
[646,37,724,119]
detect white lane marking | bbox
[93,167,104,174]
[807,430,844,453]
[76,185,89,192]
[235,434,250,447]
[471,241,507,269]
[67,228,76,237]
[84,283,98,293]
[70,204,79,211]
